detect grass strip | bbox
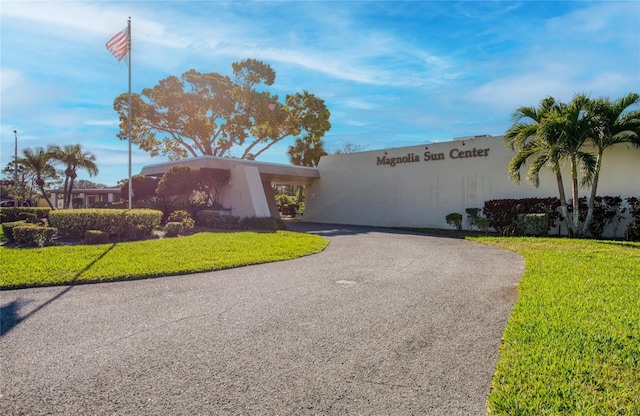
[469,237,640,415]
[0,231,328,288]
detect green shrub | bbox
[2,221,27,242]
[84,230,109,245]
[19,212,39,223]
[196,210,241,230]
[465,208,481,229]
[49,209,115,239]
[517,213,549,236]
[121,209,162,239]
[626,223,640,241]
[240,216,286,231]
[167,210,195,230]
[281,204,298,217]
[164,221,184,237]
[0,207,52,223]
[445,212,463,230]
[125,224,148,241]
[625,196,640,241]
[49,209,162,240]
[475,217,491,232]
[13,225,57,247]
[483,198,561,235]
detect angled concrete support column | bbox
[262,181,280,218]
[229,165,272,218]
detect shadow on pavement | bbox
[286,220,420,235]
[1,243,117,337]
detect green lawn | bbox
[0,230,328,288]
[469,237,640,415]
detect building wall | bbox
[303,135,640,235]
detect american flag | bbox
[106,26,130,62]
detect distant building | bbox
[50,187,122,209]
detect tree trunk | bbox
[581,150,603,236]
[62,175,71,209]
[36,178,55,209]
[554,164,572,236]
[67,174,77,209]
[570,156,581,237]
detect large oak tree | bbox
[113,59,331,161]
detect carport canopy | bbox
[139,155,320,186]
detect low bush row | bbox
[0,207,52,223]
[1,221,57,247]
[626,197,640,241]
[48,209,163,240]
[13,225,58,247]
[477,196,640,239]
[196,210,286,231]
[482,197,562,235]
[2,208,287,247]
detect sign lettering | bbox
[376,147,491,166]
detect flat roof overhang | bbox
[139,156,320,186]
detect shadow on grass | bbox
[596,240,640,249]
[0,243,117,337]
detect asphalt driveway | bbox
[1,223,523,415]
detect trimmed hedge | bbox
[517,213,549,236]
[167,210,195,229]
[0,207,52,223]
[2,221,27,242]
[626,196,640,241]
[196,211,241,230]
[483,198,561,235]
[195,211,286,231]
[445,212,463,230]
[48,209,162,240]
[13,225,57,247]
[85,230,109,245]
[164,222,184,237]
[239,216,286,231]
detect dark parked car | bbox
[0,200,31,207]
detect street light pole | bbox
[13,130,18,207]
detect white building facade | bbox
[139,135,639,236]
[303,135,640,235]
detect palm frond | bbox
[527,153,552,188]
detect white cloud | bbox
[0,68,23,93]
[344,99,377,110]
[546,1,640,44]
[84,119,119,127]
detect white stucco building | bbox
[140,134,640,236]
[303,135,640,233]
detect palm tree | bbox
[581,93,640,235]
[49,144,98,209]
[540,94,597,235]
[505,97,571,231]
[505,95,596,236]
[18,147,58,209]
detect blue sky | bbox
[1,1,639,186]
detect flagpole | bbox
[127,17,132,210]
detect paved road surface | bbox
[1,224,523,415]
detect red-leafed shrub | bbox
[483,198,561,235]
